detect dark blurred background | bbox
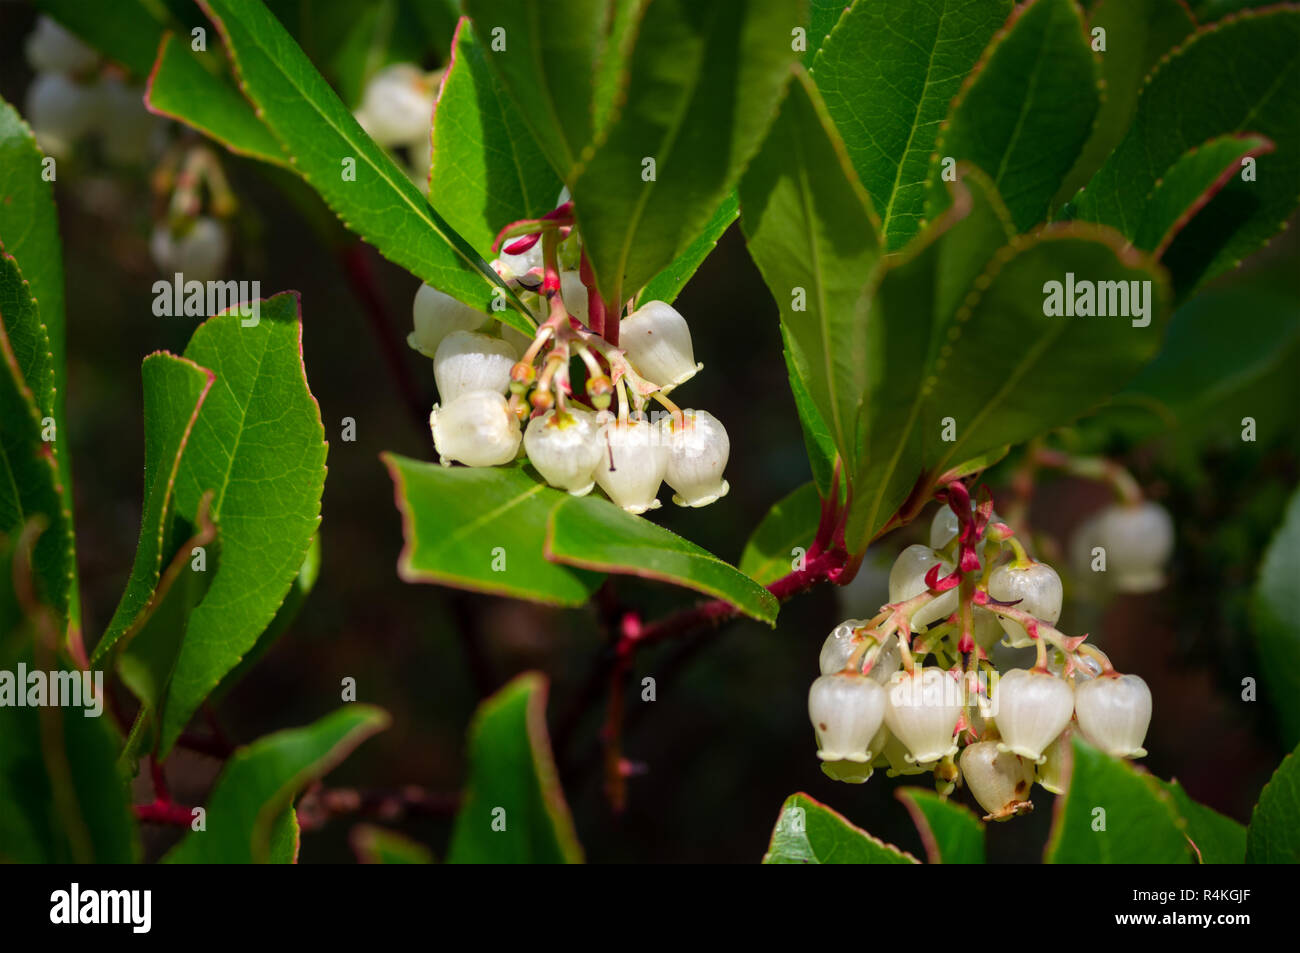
[2,1,1297,863]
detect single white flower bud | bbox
[1091,501,1174,593]
[808,673,887,763]
[986,561,1063,647]
[865,634,901,685]
[26,72,100,158]
[429,390,521,468]
[959,741,1034,821]
[26,17,99,74]
[883,667,963,765]
[524,408,605,496]
[560,270,589,323]
[663,409,729,507]
[1035,726,1073,794]
[991,668,1075,763]
[433,330,515,402]
[150,217,229,283]
[1075,674,1152,758]
[409,282,488,357]
[929,502,1002,550]
[819,620,865,676]
[355,63,434,146]
[619,300,701,391]
[492,242,543,286]
[888,544,957,630]
[594,417,667,513]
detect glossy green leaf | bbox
[637,192,738,306]
[1157,778,1246,864]
[383,456,603,606]
[896,787,986,864]
[846,173,1170,551]
[197,0,535,333]
[813,0,1011,250]
[739,68,880,476]
[351,824,434,864]
[740,482,821,586]
[782,328,839,497]
[1053,0,1195,208]
[1044,737,1192,863]
[1245,741,1300,863]
[1251,485,1300,750]
[929,0,1099,232]
[166,705,390,864]
[592,0,646,137]
[145,32,287,167]
[763,792,919,864]
[574,0,804,306]
[546,493,779,624]
[157,292,327,754]
[429,18,564,256]
[1133,134,1274,257]
[1074,7,1300,293]
[92,353,214,665]
[0,252,55,422]
[803,0,849,67]
[34,0,167,76]
[447,673,583,864]
[463,0,605,181]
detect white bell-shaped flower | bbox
[663,409,729,507]
[808,673,887,763]
[619,300,701,391]
[960,741,1034,821]
[987,561,1063,647]
[1075,674,1152,758]
[492,242,544,286]
[524,408,605,496]
[150,217,229,283]
[594,417,667,513]
[26,72,100,159]
[355,63,434,146]
[865,634,901,685]
[26,17,100,74]
[429,390,521,468]
[559,270,589,323]
[888,544,957,630]
[929,502,1002,550]
[433,330,515,402]
[819,620,864,676]
[1035,727,1073,794]
[409,282,488,358]
[991,668,1074,763]
[883,667,963,765]
[1091,501,1174,593]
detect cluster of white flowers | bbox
[408,191,729,514]
[808,496,1164,820]
[353,63,438,188]
[24,16,158,163]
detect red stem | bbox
[135,800,195,826]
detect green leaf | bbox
[929,0,1099,233]
[1044,737,1192,863]
[145,32,288,167]
[447,673,583,864]
[34,0,168,76]
[1251,484,1300,750]
[739,67,881,476]
[782,329,839,497]
[812,0,1012,250]
[1053,0,1195,208]
[803,0,849,67]
[574,0,804,306]
[350,823,434,864]
[166,705,390,864]
[846,173,1170,550]
[383,455,603,606]
[1073,7,1300,293]
[1132,134,1274,256]
[762,792,919,864]
[0,251,55,421]
[92,353,214,665]
[1245,741,1300,863]
[429,18,564,255]
[158,292,328,754]
[462,0,605,181]
[637,192,738,306]
[546,493,780,624]
[740,482,821,586]
[592,0,647,137]
[896,787,986,864]
[1157,778,1246,864]
[197,0,535,333]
